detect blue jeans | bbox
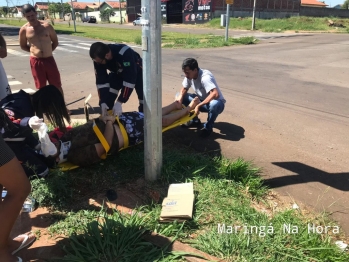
[182,93,225,131]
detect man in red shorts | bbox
[19,4,64,96]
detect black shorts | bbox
[0,135,15,167]
[119,112,144,146]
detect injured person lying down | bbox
[46,97,200,167]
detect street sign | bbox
[226,0,234,4]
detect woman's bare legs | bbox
[162,97,200,127]
[162,100,183,116]
[0,157,31,262]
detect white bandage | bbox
[28,116,44,130]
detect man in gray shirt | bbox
[176,58,225,137]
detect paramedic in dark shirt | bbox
[89,42,144,116]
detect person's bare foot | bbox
[188,97,200,111]
[8,232,36,255]
[173,100,183,110]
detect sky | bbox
[0,0,346,9]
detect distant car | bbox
[133,17,142,26]
[82,16,96,23]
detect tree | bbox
[48,3,71,20]
[341,0,349,9]
[61,3,71,15]
[100,9,115,23]
[48,3,59,19]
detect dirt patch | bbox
[10,179,169,261]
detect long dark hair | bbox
[0,108,16,131]
[31,85,70,131]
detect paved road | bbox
[1,24,349,235]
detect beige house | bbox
[100,1,127,23]
[35,2,49,19]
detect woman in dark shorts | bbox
[0,82,199,168]
[49,97,200,167]
[0,109,35,262]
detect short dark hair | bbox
[89,42,110,60]
[22,4,36,14]
[182,58,199,71]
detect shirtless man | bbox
[19,4,63,95]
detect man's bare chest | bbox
[26,26,50,41]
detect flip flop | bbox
[11,233,36,255]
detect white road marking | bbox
[7,49,29,57]
[78,43,92,46]
[12,88,36,94]
[56,46,78,52]
[8,81,22,86]
[6,75,14,79]
[61,43,90,50]
[58,36,95,43]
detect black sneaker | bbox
[199,127,212,138]
[181,117,201,128]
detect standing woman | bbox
[0,109,33,262]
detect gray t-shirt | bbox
[182,68,226,103]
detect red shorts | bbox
[30,56,61,89]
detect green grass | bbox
[54,210,194,262]
[27,141,349,261]
[0,19,257,48]
[206,16,349,33]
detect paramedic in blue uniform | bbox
[89,42,144,116]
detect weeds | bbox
[207,16,349,33]
[30,170,74,210]
[53,209,194,261]
[134,35,142,45]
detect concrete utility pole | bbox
[225,4,230,41]
[252,0,257,30]
[70,0,76,32]
[119,0,122,24]
[141,0,162,181]
[225,0,233,41]
[61,0,64,20]
[6,0,9,18]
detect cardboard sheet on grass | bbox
[160,182,194,222]
[57,111,197,171]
